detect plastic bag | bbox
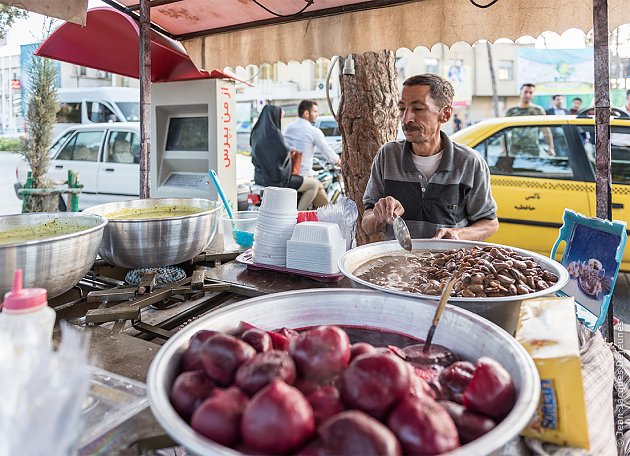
[316,196,358,250]
[0,322,91,456]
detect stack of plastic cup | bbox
[252,187,298,267]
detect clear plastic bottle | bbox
[0,269,56,352]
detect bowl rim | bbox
[146,288,540,456]
[83,198,221,223]
[0,212,108,248]
[338,238,570,303]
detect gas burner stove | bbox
[125,266,187,286]
[51,260,243,343]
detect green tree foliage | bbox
[23,56,59,187]
[0,6,27,40]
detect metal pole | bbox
[139,0,151,199]
[592,0,614,340]
[486,41,500,117]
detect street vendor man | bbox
[362,73,498,241]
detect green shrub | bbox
[0,137,23,151]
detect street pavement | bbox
[0,152,23,216]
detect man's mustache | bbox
[402,125,420,132]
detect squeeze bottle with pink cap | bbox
[0,269,56,350]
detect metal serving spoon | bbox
[392,215,413,252]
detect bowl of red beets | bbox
[147,289,540,456]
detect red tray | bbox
[235,249,345,283]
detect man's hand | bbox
[546,147,556,157]
[362,197,405,235]
[432,218,499,242]
[373,196,404,225]
[433,228,460,240]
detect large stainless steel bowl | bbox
[84,198,221,268]
[147,289,540,456]
[0,212,107,300]
[338,239,569,335]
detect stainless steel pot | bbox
[84,198,221,268]
[338,239,569,335]
[0,213,107,300]
[147,289,540,456]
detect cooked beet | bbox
[439,361,476,404]
[181,330,218,372]
[407,363,436,399]
[235,350,297,395]
[350,342,377,360]
[385,345,406,359]
[412,364,444,383]
[318,410,401,456]
[170,370,215,420]
[388,395,460,455]
[190,386,248,446]
[402,343,458,366]
[241,328,273,353]
[198,333,256,386]
[307,385,345,426]
[296,440,329,456]
[440,400,496,444]
[241,379,315,454]
[295,375,339,397]
[235,321,258,337]
[290,325,351,379]
[268,331,290,351]
[463,357,515,418]
[340,352,410,419]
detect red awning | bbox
[35,6,212,83]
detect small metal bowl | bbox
[147,289,540,456]
[84,198,221,268]
[338,239,570,334]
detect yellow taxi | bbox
[451,115,630,270]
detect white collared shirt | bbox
[283,118,340,177]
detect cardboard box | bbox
[516,296,589,449]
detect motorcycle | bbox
[245,157,345,210]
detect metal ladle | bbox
[423,271,459,353]
[392,215,413,251]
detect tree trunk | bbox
[338,50,398,246]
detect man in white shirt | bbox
[618,89,630,117]
[284,100,341,207]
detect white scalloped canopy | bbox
[178,0,630,71]
[0,0,88,25]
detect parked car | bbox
[15,123,252,211]
[450,114,630,270]
[315,115,342,147]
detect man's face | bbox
[626,94,630,107]
[520,86,535,103]
[307,105,319,123]
[398,85,451,144]
[553,96,564,108]
[573,99,582,111]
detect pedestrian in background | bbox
[284,100,340,208]
[618,89,630,117]
[569,97,583,115]
[453,113,462,132]
[249,105,321,210]
[545,95,567,115]
[505,83,555,156]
